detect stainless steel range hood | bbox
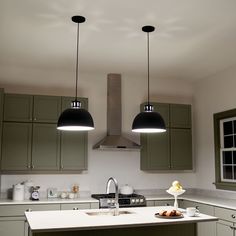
[93,73,140,151]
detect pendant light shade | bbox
[57,16,94,131]
[132,104,166,133]
[132,26,166,133]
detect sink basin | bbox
[86,210,134,216]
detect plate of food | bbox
[155,209,184,219]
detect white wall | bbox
[0,69,196,194]
[194,64,236,190]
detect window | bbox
[220,118,236,182]
[214,109,236,191]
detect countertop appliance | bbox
[91,193,146,208]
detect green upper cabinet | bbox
[33,95,61,123]
[1,122,32,171]
[170,128,192,170]
[0,93,89,173]
[170,104,191,128]
[140,102,192,171]
[141,130,170,170]
[3,94,33,122]
[61,132,87,170]
[31,123,60,170]
[60,97,88,171]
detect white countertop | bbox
[25,206,217,232]
[145,194,236,210]
[0,197,98,205]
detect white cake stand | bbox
[166,189,185,210]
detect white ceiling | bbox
[1,0,236,87]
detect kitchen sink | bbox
[86,210,134,216]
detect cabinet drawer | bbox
[0,204,60,217]
[154,200,174,207]
[60,203,91,210]
[215,207,236,222]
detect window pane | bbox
[233,152,236,164]
[223,166,233,179]
[223,151,232,164]
[234,166,236,180]
[224,121,233,135]
[224,135,234,148]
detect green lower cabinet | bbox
[170,128,192,170]
[32,123,60,170]
[216,220,234,236]
[60,132,87,170]
[0,218,25,236]
[180,200,216,236]
[1,122,32,171]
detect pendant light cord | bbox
[147,32,150,105]
[75,23,80,101]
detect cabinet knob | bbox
[31,165,34,169]
[232,214,236,219]
[73,207,79,210]
[61,165,64,169]
[165,203,170,206]
[27,165,31,169]
[25,208,32,212]
[34,118,37,121]
[196,206,199,210]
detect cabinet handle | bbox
[34,118,37,121]
[230,226,236,230]
[25,208,32,212]
[165,203,170,206]
[27,165,31,169]
[231,214,236,219]
[61,165,64,169]
[73,207,79,210]
[31,165,34,169]
[196,206,199,210]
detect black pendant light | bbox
[132,25,166,133]
[57,16,94,131]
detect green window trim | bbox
[214,108,236,191]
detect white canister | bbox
[24,180,34,200]
[13,183,24,201]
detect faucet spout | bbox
[106,177,119,216]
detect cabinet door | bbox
[61,132,87,170]
[170,104,191,128]
[170,128,192,170]
[3,94,33,122]
[181,201,216,236]
[60,97,88,171]
[1,122,32,170]
[60,203,90,210]
[154,200,174,207]
[141,129,170,170]
[216,220,234,236]
[31,123,60,170]
[0,219,25,236]
[33,95,61,123]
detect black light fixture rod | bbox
[147,31,150,105]
[75,22,80,101]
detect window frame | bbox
[214,108,236,191]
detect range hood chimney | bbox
[93,73,140,151]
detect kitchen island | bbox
[25,206,218,236]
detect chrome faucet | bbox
[106,177,119,216]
